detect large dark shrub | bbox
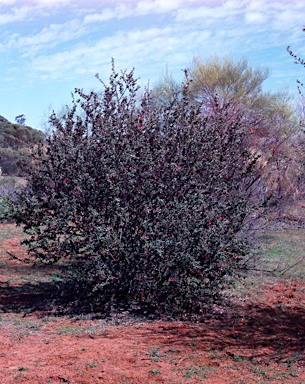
[6,63,270,314]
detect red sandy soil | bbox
[1,228,305,383]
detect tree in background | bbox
[151,65,182,108]
[287,27,305,196]
[15,114,26,126]
[5,62,271,315]
[152,55,301,207]
[189,55,270,106]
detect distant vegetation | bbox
[153,55,305,206]
[0,115,45,175]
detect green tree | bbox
[15,114,26,126]
[189,55,270,105]
[151,66,182,107]
[152,55,302,208]
[189,55,300,205]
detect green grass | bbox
[232,229,305,301]
[56,324,95,336]
[85,361,99,368]
[149,368,160,376]
[256,230,305,280]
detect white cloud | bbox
[84,8,116,23]
[30,0,73,6]
[8,19,88,55]
[175,3,244,22]
[272,8,305,31]
[28,24,212,84]
[134,0,184,15]
[84,4,133,23]
[245,11,267,24]
[36,0,71,4]
[0,0,81,26]
[0,0,17,5]
[0,5,32,25]
[11,0,292,85]
[84,0,191,24]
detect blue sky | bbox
[1,0,305,131]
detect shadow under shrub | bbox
[5,62,272,315]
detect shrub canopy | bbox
[6,63,271,314]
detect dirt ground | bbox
[1,227,305,383]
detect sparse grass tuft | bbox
[85,361,98,368]
[256,230,305,279]
[149,368,160,376]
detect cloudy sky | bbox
[1,0,305,130]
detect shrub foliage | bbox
[7,63,271,314]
